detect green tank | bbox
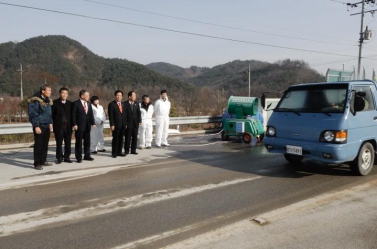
[227,96,259,119]
[222,96,264,144]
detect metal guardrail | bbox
[0,116,222,135]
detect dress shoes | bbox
[56,159,62,164]
[131,152,138,155]
[117,153,126,157]
[91,151,97,154]
[64,158,73,163]
[97,149,106,152]
[112,155,117,158]
[34,165,43,170]
[43,162,53,166]
[77,159,83,163]
[84,156,94,161]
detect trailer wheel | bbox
[350,142,374,176]
[284,154,303,164]
[221,132,229,141]
[242,132,252,144]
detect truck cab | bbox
[263,80,377,176]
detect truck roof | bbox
[290,80,376,88]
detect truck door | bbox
[348,85,377,143]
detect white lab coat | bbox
[90,104,106,151]
[139,103,154,147]
[154,97,171,146]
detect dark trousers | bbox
[125,127,138,153]
[54,126,71,160]
[112,128,124,156]
[33,126,50,166]
[75,129,90,160]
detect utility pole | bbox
[357,0,366,80]
[17,63,24,100]
[248,63,251,97]
[349,0,377,79]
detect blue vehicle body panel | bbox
[264,80,377,164]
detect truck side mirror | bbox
[351,91,366,115]
[261,93,266,109]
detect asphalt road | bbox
[0,135,376,249]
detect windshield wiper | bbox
[300,108,332,117]
[320,112,331,117]
[276,108,301,116]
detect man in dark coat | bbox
[108,90,127,158]
[28,84,53,170]
[124,91,141,155]
[72,89,95,163]
[52,87,73,164]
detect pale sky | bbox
[1,0,377,76]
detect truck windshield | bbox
[276,84,348,114]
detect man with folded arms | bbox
[52,87,73,164]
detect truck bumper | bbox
[263,137,357,164]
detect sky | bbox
[1,0,377,76]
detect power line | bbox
[310,51,377,66]
[130,0,364,43]
[85,0,359,47]
[329,0,348,4]
[0,2,358,58]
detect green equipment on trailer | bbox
[221,96,264,144]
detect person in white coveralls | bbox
[154,90,171,147]
[90,96,106,153]
[139,95,154,149]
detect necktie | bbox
[130,102,134,112]
[83,102,87,114]
[118,102,122,113]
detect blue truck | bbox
[263,80,377,176]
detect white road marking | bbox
[0,157,186,191]
[0,176,262,237]
[171,141,225,147]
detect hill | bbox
[0,35,192,97]
[147,59,325,96]
[147,62,209,80]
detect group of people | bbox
[28,84,171,170]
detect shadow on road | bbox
[171,135,359,178]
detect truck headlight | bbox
[320,130,347,143]
[267,126,276,137]
[323,131,334,142]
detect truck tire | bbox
[221,132,229,141]
[242,132,252,144]
[284,154,303,164]
[350,142,374,176]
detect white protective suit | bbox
[90,104,106,152]
[139,103,154,148]
[154,96,171,146]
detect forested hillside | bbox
[147,59,325,96]
[0,35,325,120]
[0,35,192,98]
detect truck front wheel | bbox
[284,154,303,164]
[350,142,374,176]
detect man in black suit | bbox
[108,90,127,158]
[52,87,73,164]
[72,90,95,163]
[124,91,141,155]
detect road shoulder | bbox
[167,178,377,249]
